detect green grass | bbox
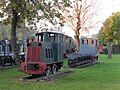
[0,54,120,90]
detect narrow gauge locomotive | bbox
[0,40,26,67]
[67,37,98,67]
[20,31,64,76]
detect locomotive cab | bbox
[20,31,64,76]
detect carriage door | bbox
[53,43,58,62]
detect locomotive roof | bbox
[36,31,64,36]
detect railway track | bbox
[0,63,17,70]
[19,70,74,82]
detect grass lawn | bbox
[0,54,120,90]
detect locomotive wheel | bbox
[52,64,57,75]
[45,66,51,76]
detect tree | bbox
[54,0,100,51]
[0,0,71,65]
[0,23,34,40]
[98,12,120,58]
[0,24,11,39]
[0,0,40,65]
[16,24,36,40]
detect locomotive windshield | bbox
[48,33,57,42]
[36,32,63,42]
[36,33,44,42]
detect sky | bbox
[62,0,120,38]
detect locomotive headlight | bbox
[35,64,41,69]
[27,63,41,70]
[39,64,41,68]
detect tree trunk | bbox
[73,0,81,52]
[74,30,80,52]
[11,9,21,66]
[107,41,112,59]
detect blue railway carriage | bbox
[20,31,64,76]
[0,40,26,67]
[67,37,98,67]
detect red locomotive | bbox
[20,31,64,76]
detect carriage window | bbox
[48,33,57,42]
[2,46,5,52]
[0,45,2,52]
[9,44,12,52]
[20,44,24,52]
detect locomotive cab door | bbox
[52,43,58,62]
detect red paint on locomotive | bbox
[20,45,46,75]
[20,62,46,75]
[27,46,41,62]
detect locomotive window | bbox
[92,40,94,44]
[45,49,53,58]
[48,33,57,42]
[58,35,60,42]
[45,49,48,58]
[48,49,51,58]
[96,40,98,46]
[82,39,84,44]
[58,34,62,42]
[65,36,68,42]
[38,34,44,42]
[86,40,88,45]
[51,49,53,58]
